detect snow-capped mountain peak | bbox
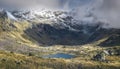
[0,7,105,33]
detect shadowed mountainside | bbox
[24,23,120,46]
[24,23,88,46]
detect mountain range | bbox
[0,4,120,69]
[0,8,119,46]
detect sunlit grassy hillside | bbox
[0,16,120,69]
[0,50,120,69]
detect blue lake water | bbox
[43,53,75,59]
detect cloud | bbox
[0,0,120,28]
[93,0,120,28]
[73,0,120,28]
[0,0,60,9]
[0,0,92,9]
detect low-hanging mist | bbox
[0,0,120,28]
[72,0,120,28]
[93,0,120,28]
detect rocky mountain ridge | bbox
[0,8,119,46]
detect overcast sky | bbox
[0,0,93,9]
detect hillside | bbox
[0,50,120,69]
[0,9,120,69]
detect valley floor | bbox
[0,18,120,69]
[0,32,120,69]
[0,49,120,69]
[0,42,120,69]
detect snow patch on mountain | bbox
[0,7,108,33]
[5,11,17,21]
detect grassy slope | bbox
[0,50,120,69]
[0,18,42,54]
[0,50,63,69]
[0,18,120,69]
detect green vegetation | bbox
[0,50,120,69]
[0,17,120,69]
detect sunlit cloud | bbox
[0,0,120,28]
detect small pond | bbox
[42,53,75,59]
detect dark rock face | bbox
[0,9,119,46]
[0,10,7,18]
[24,22,120,46]
[10,9,119,46]
[24,24,89,46]
[98,29,120,47]
[92,53,106,61]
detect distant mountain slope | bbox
[0,8,120,46]
[99,34,120,46]
[0,7,120,69]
